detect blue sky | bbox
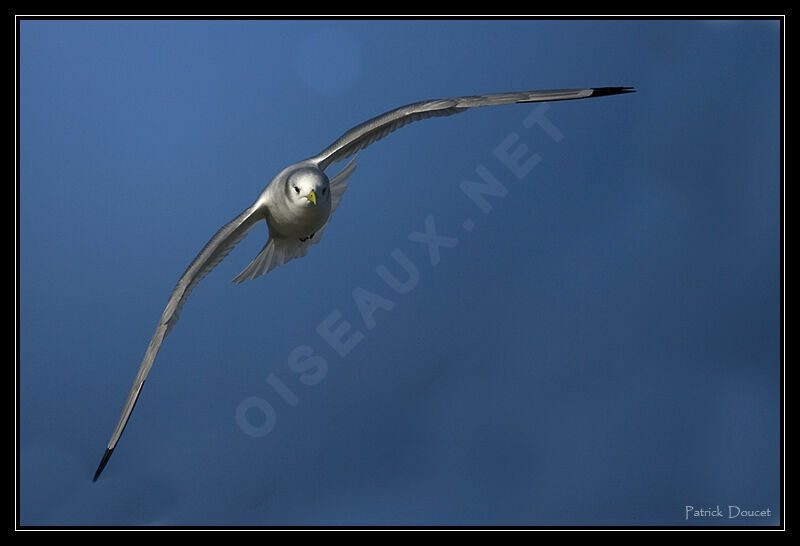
[18,19,781,526]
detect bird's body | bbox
[261,162,331,239]
[93,86,634,481]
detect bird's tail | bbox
[231,237,303,283]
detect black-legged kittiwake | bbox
[93,86,635,481]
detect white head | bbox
[284,166,331,213]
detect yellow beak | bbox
[305,189,317,205]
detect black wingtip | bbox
[591,86,636,97]
[93,447,114,482]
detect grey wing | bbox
[311,87,634,171]
[93,202,264,481]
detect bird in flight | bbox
[93,86,635,481]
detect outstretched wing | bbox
[93,202,264,481]
[311,87,634,171]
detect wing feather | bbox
[311,87,634,171]
[96,203,264,474]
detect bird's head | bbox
[285,167,330,210]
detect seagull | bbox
[93,86,635,481]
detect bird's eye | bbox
[322,188,327,195]
[293,186,300,194]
